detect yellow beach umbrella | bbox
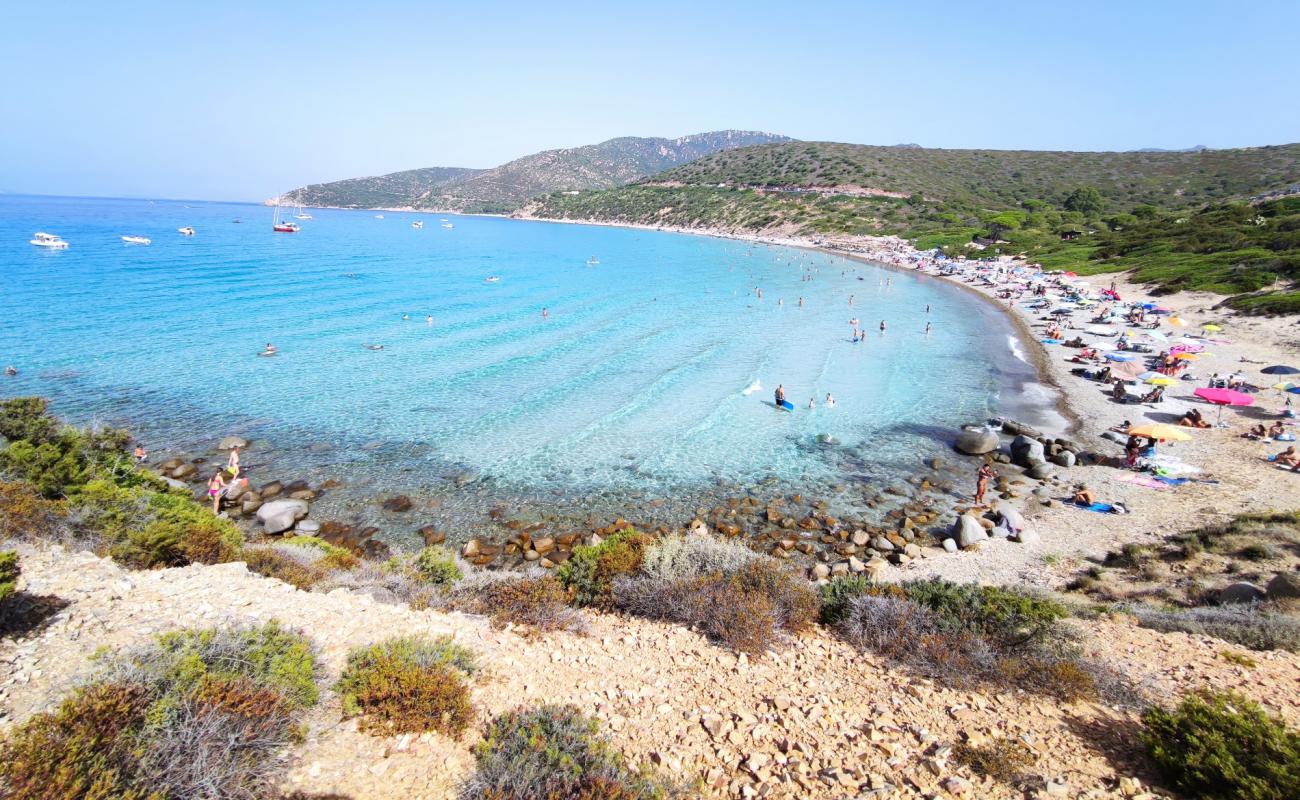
[1174,352,1199,360]
[1128,423,1193,441]
[1274,381,1299,391]
[1168,317,1187,327]
[1202,324,1222,332]
[1145,376,1177,385]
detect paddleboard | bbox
[779,399,794,411]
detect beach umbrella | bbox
[1086,325,1116,336]
[1168,317,1187,327]
[1173,352,1199,360]
[1145,376,1177,386]
[1105,352,1137,362]
[1194,386,1255,424]
[1272,381,1299,391]
[1145,330,1168,342]
[1262,365,1300,375]
[1137,371,1164,381]
[1202,324,1222,332]
[1128,423,1192,441]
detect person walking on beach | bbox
[974,463,995,505]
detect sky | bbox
[2,0,1297,201]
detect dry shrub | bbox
[558,530,652,608]
[0,480,60,541]
[243,546,324,591]
[953,737,1036,784]
[461,704,676,800]
[335,636,477,738]
[0,681,154,800]
[995,656,1098,703]
[638,533,761,582]
[615,559,817,654]
[1124,603,1300,653]
[475,576,585,633]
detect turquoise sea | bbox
[0,195,1058,539]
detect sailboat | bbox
[295,205,312,220]
[272,199,299,232]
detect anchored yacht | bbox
[121,235,151,245]
[30,232,69,249]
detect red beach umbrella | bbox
[1193,387,1254,424]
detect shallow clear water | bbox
[0,195,1055,518]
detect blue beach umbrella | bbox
[1105,353,1137,362]
[1262,365,1300,375]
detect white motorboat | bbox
[411,220,424,229]
[30,232,69,249]
[484,276,500,283]
[121,235,151,245]
[178,227,196,236]
[441,222,454,229]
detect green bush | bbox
[0,398,137,499]
[462,704,676,799]
[558,529,652,608]
[0,550,19,609]
[336,636,477,737]
[1,621,320,800]
[473,575,584,633]
[242,546,324,590]
[414,545,463,586]
[1142,690,1300,800]
[71,479,242,569]
[901,579,1067,650]
[819,574,873,624]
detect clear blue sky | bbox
[2,0,1297,201]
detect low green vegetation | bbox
[557,527,652,608]
[1143,690,1300,800]
[0,621,318,800]
[0,550,18,609]
[336,635,478,737]
[414,544,463,585]
[461,704,679,800]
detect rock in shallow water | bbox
[256,498,309,534]
[954,427,999,455]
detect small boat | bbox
[484,276,500,283]
[411,220,424,229]
[178,227,196,236]
[295,206,312,220]
[587,256,600,266]
[441,222,454,229]
[272,201,299,232]
[121,235,151,245]
[30,232,69,249]
[374,214,384,219]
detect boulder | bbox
[318,521,356,549]
[295,519,321,535]
[995,502,1027,535]
[1000,419,1043,439]
[871,535,895,552]
[848,556,866,573]
[217,436,248,451]
[224,480,248,502]
[1050,450,1077,468]
[954,427,1000,455]
[1013,527,1040,545]
[815,433,840,446]
[360,539,392,561]
[1100,430,1128,445]
[162,477,188,491]
[260,481,283,499]
[942,538,959,553]
[1026,462,1054,481]
[170,463,199,480]
[240,497,262,516]
[811,563,831,580]
[256,498,309,534]
[953,514,988,548]
[382,495,413,513]
[1218,582,1267,605]
[1266,571,1300,600]
[1010,435,1046,468]
[418,525,446,546]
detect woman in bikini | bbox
[207,471,227,514]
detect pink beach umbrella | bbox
[1193,387,1255,424]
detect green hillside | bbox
[524,141,1300,311]
[283,131,789,213]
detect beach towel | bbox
[1075,502,1117,513]
[1114,473,1168,489]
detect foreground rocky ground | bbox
[4,544,1298,799]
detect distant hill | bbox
[282,131,790,213]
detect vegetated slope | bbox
[523,141,1300,309]
[651,141,1300,211]
[284,131,790,213]
[283,166,483,209]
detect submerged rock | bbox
[257,498,309,534]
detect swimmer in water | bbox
[879,320,886,333]
[825,393,836,408]
[926,304,931,313]
[542,307,549,319]
[262,343,277,356]
[403,314,409,320]
[426,315,433,325]
[798,297,805,307]
[778,298,784,306]
[925,321,932,334]
[848,294,855,306]
[808,396,816,409]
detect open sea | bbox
[0,195,1061,544]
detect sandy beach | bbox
[513,211,1300,588]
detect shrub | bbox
[1142,690,1300,800]
[472,575,585,633]
[819,574,874,624]
[0,398,136,499]
[994,655,1098,703]
[461,704,675,800]
[0,480,60,541]
[109,620,319,709]
[0,681,155,800]
[243,546,324,590]
[1124,604,1300,653]
[313,559,441,609]
[0,396,60,445]
[414,545,463,586]
[558,529,652,608]
[615,559,817,654]
[336,636,477,737]
[637,533,760,583]
[0,550,18,609]
[953,737,1036,784]
[900,579,1067,651]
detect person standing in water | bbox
[825,393,835,408]
[426,315,433,325]
[926,304,931,313]
[774,384,786,408]
[541,307,549,319]
[226,445,241,478]
[925,321,932,335]
[798,297,805,307]
[879,320,887,333]
[808,396,816,409]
